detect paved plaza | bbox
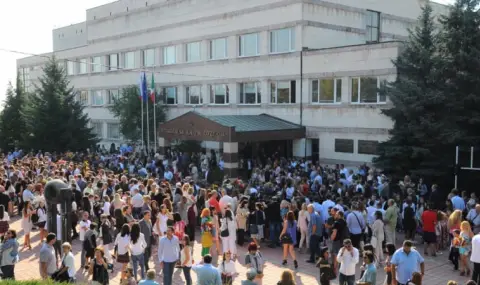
[8,216,473,285]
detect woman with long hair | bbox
[383,243,396,285]
[181,236,193,285]
[200,208,213,256]
[155,204,172,237]
[220,209,237,259]
[297,203,310,253]
[0,229,19,279]
[279,211,298,269]
[114,224,131,280]
[88,247,109,285]
[406,272,422,285]
[129,222,146,281]
[0,205,10,237]
[458,221,474,276]
[371,210,385,264]
[112,193,124,210]
[21,200,33,250]
[436,211,449,251]
[236,200,249,246]
[277,269,296,285]
[219,251,237,285]
[36,200,47,242]
[448,209,463,264]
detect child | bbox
[317,247,334,285]
[360,244,375,278]
[451,229,461,271]
[384,243,396,285]
[219,251,237,285]
[255,203,266,242]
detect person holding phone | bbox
[336,239,359,285]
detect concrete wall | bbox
[53,22,88,51]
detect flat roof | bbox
[198,113,301,133]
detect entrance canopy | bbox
[158,111,305,142]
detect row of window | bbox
[334,139,378,155]
[76,77,386,106]
[91,121,121,140]
[65,28,296,75]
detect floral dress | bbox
[459,232,472,255]
[201,217,213,256]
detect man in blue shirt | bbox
[158,227,180,285]
[391,240,425,285]
[192,254,222,285]
[451,189,466,211]
[306,204,323,263]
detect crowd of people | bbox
[0,148,479,285]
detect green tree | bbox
[0,75,27,151]
[23,57,98,152]
[108,86,167,145]
[374,3,446,178]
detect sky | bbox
[0,0,454,104]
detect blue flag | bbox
[140,72,148,102]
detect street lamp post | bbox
[300,47,309,159]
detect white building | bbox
[17,0,448,165]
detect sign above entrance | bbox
[160,128,227,138]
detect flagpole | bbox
[141,80,144,153]
[146,76,150,155]
[153,68,157,154]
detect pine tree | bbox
[0,75,27,151]
[374,3,447,178]
[108,86,167,144]
[438,0,480,147]
[23,57,98,152]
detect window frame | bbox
[143,48,155,67]
[366,10,381,43]
[91,121,104,138]
[161,87,178,105]
[351,77,386,104]
[239,82,261,105]
[334,139,354,153]
[123,51,135,69]
[210,38,228,60]
[358,140,379,155]
[78,58,88,74]
[107,89,120,105]
[311,78,342,104]
[209,84,229,105]
[109,54,119,71]
[270,28,295,54]
[270,80,296,104]
[185,85,202,105]
[91,90,104,106]
[186,41,201,63]
[163,46,176,65]
[239,33,259,57]
[107,123,121,140]
[79,90,89,105]
[66,61,75,75]
[91,56,101,73]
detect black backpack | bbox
[404,206,415,221]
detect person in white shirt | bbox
[115,224,131,280]
[158,227,180,285]
[220,209,237,258]
[219,251,237,284]
[79,211,91,268]
[467,204,480,234]
[471,233,480,284]
[57,242,76,282]
[336,239,359,285]
[219,189,234,214]
[131,189,144,219]
[101,196,111,217]
[130,223,147,281]
[37,201,48,242]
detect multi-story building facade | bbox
[17,0,448,165]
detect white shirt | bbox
[131,193,144,208]
[471,234,480,263]
[46,215,62,240]
[181,246,193,267]
[219,195,234,212]
[156,213,169,235]
[102,202,111,215]
[130,233,147,255]
[115,233,131,255]
[219,260,237,275]
[0,212,10,222]
[337,247,360,276]
[37,208,47,223]
[62,252,76,278]
[79,220,91,241]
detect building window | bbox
[186,85,202,105]
[92,90,104,106]
[143,48,155,67]
[161,87,177,105]
[124,51,135,69]
[79,91,89,105]
[366,10,380,43]
[335,139,354,153]
[210,38,227,60]
[209,84,229,104]
[109,54,118,71]
[79,59,88,74]
[270,28,295,53]
[271,80,296,104]
[91,56,101,73]
[67,61,75,75]
[163,46,176,65]
[239,33,259,57]
[312,79,342,104]
[107,89,120,105]
[91,122,103,138]
[239,82,261,104]
[186,42,201,62]
[358,140,379,155]
[351,77,385,103]
[107,123,121,139]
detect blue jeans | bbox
[269,222,282,246]
[131,253,145,280]
[309,234,322,262]
[183,266,192,285]
[162,261,176,285]
[338,273,355,285]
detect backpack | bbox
[404,206,415,221]
[245,252,265,274]
[31,209,40,224]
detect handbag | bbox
[281,233,293,244]
[221,219,229,238]
[249,224,258,235]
